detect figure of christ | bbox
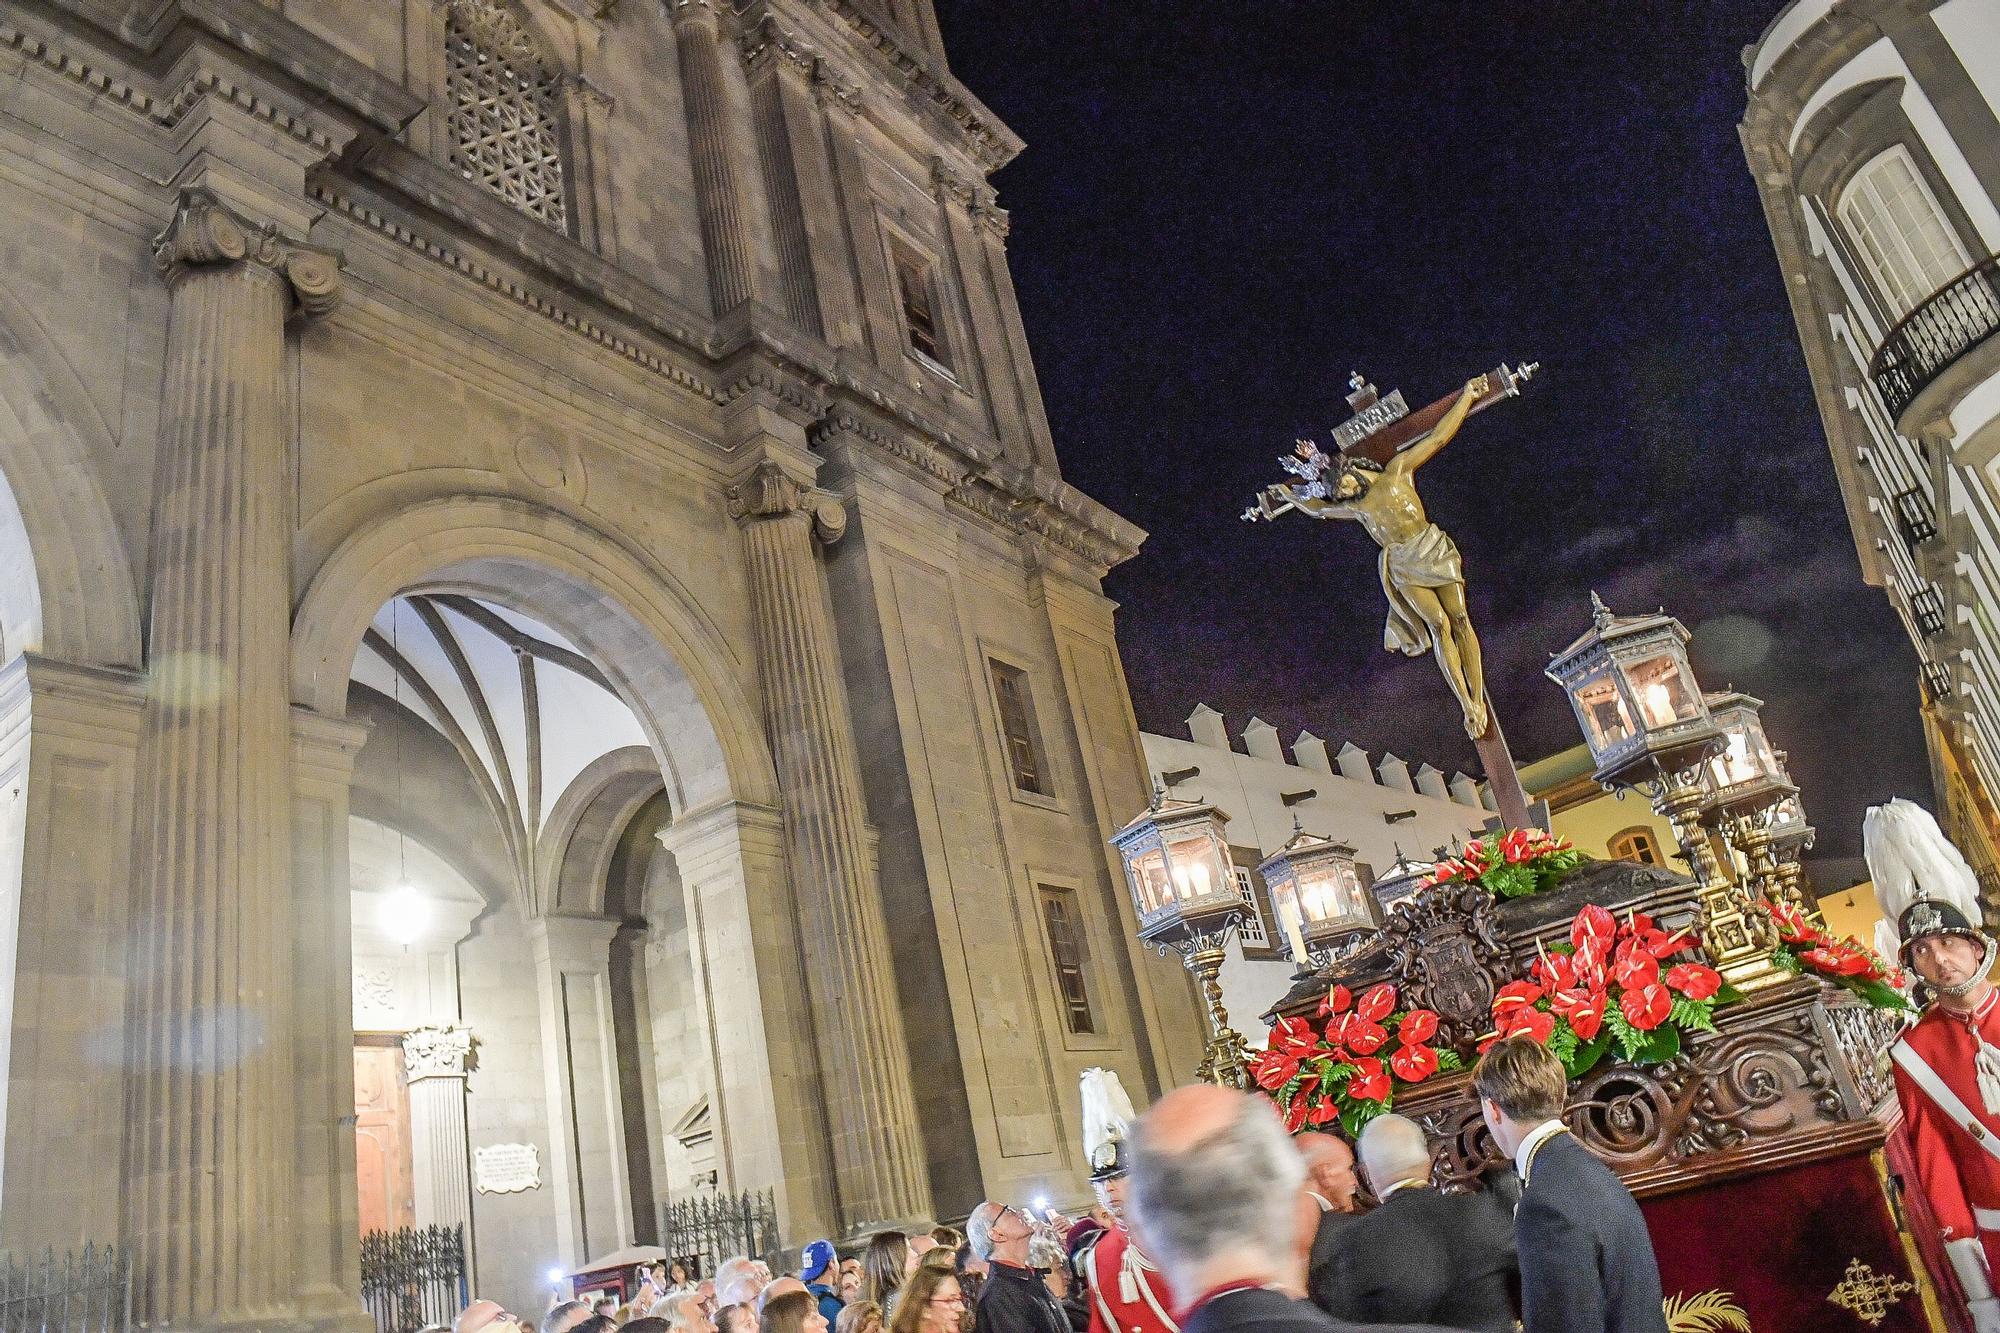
[1275,377,1490,738]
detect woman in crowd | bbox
[884,1263,965,1333]
[863,1231,913,1317]
[761,1289,830,1333]
[835,1301,882,1333]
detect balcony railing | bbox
[1871,255,2000,420]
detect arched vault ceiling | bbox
[352,595,653,859]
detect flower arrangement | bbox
[1763,900,1911,1012]
[1425,827,1585,900]
[1486,903,1741,1077]
[1250,982,1463,1138]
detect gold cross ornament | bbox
[1826,1258,1915,1326]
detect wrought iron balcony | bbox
[1871,255,2000,420]
[1891,484,1938,548]
[1912,583,1949,639]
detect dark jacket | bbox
[974,1260,1068,1333]
[1321,1184,1517,1331]
[1516,1133,1668,1333]
[1303,1208,1361,1316]
[1180,1285,1461,1333]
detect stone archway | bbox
[290,496,830,1315]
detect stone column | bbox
[673,0,760,314]
[123,187,339,1328]
[729,460,932,1229]
[403,1026,478,1273]
[530,915,632,1267]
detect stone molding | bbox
[402,1025,476,1081]
[152,188,343,318]
[727,460,848,546]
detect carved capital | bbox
[152,189,342,318]
[402,1024,476,1081]
[932,157,979,210]
[669,0,722,27]
[813,62,863,115]
[741,16,817,76]
[727,461,847,546]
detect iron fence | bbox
[360,1224,468,1333]
[0,1244,129,1333]
[1871,254,2000,419]
[659,1189,783,1279]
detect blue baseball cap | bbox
[800,1239,837,1281]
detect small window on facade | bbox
[989,660,1046,795]
[1608,828,1662,866]
[444,0,570,232]
[1039,886,1096,1035]
[1838,147,1969,321]
[893,245,950,369]
[1230,866,1272,949]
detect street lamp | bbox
[1258,826,1372,969]
[1547,595,1782,988]
[1701,691,1798,899]
[1367,852,1437,918]
[1111,789,1251,1087]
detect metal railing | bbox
[1871,254,2000,419]
[659,1189,783,1279]
[0,1245,130,1333]
[360,1225,468,1333]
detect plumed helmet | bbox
[1080,1067,1137,1182]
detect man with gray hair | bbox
[1318,1113,1516,1330]
[1127,1084,1457,1333]
[969,1201,1068,1333]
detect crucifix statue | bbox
[1245,362,1541,830]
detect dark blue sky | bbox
[931,0,1930,856]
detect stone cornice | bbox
[154,186,342,315]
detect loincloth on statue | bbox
[1377,523,1464,657]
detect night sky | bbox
[931,0,1931,858]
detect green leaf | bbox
[1606,1005,1644,1061]
[1854,979,1914,1013]
[1669,998,1718,1033]
[1632,1024,1681,1065]
[1771,947,1803,975]
[1713,981,1746,1005]
[1437,1048,1465,1072]
[1483,862,1537,900]
[1340,1098,1387,1140]
[1546,1020,1580,1067]
[1566,1030,1614,1079]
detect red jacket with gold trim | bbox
[1084,1225,1179,1333]
[1894,990,2000,1275]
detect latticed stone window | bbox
[443,0,570,231]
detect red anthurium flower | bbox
[1307,1098,1338,1126]
[1572,904,1617,955]
[1254,1052,1300,1091]
[1356,983,1398,1023]
[1399,1009,1440,1045]
[1553,988,1606,1041]
[1476,1032,1501,1054]
[1391,1043,1440,1083]
[1571,940,1608,990]
[1344,1020,1389,1056]
[1271,1015,1318,1055]
[1532,950,1576,992]
[1285,1097,1309,1133]
[1494,980,1544,1015]
[1611,950,1661,991]
[1620,983,1673,1031]
[1663,963,1721,1001]
[1510,1008,1557,1044]
[1348,1057,1391,1102]
[1643,927,1694,960]
[1803,946,1871,977]
[1320,984,1353,1018]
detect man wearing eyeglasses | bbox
[969,1202,1069,1333]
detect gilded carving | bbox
[1826,1258,1913,1327]
[1375,882,1510,1055]
[152,188,342,318]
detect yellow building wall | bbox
[1546,790,1686,870]
[1817,879,1886,948]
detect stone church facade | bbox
[0,0,1201,1324]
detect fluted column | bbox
[673,0,759,314]
[403,1026,477,1276]
[729,461,931,1229]
[124,187,339,1328]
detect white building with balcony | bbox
[1140,705,1496,1036]
[1742,0,2000,906]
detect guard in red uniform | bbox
[1872,798,2000,1333]
[1077,1068,1178,1333]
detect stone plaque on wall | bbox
[474,1142,542,1194]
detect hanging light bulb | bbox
[379,881,431,948]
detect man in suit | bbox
[1319,1114,1515,1330]
[1124,1083,1461,1333]
[1474,1036,1667,1333]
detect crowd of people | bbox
[440,1036,1667,1333]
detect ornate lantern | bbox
[1703,691,1817,918]
[1111,792,1250,1086]
[1258,827,1371,966]
[1366,852,1437,918]
[1547,596,1782,988]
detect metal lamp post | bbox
[1110,790,1252,1087]
[1258,826,1373,970]
[1701,690,1799,904]
[1546,595,1783,989]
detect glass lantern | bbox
[1546,594,1720,785]
[1365,853,1436,918]
[1258,829,1371,962]
[1702,690,1789,813]
[1110,795,1239,943]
